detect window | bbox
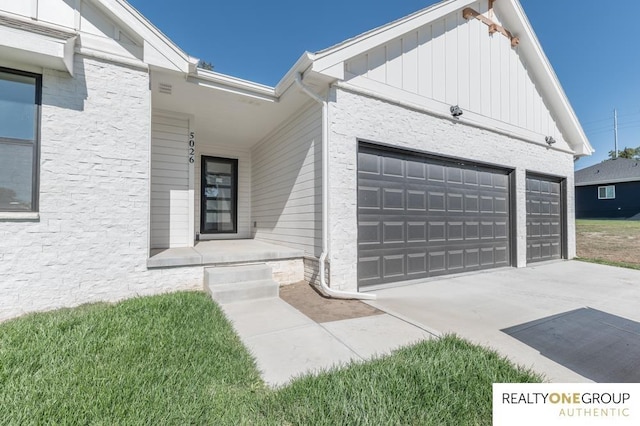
[0,68,41,212]
[598,185,615,200]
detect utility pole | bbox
[614,108,618,158]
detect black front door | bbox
[201,156,238,234]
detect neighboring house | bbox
[0,0,592,321]
[575,158,640,219]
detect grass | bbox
[0,292,541,425]
[576,219,640,269]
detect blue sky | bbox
[127,0,639,170]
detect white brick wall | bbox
[328,86,576,292]
[266,259,305,285]
[0,56,201,322]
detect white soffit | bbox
[0,15,76,75]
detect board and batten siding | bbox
[344,1,564,143]
[251,102,322,257]
[195,145,251,239]
[150,115,190,248]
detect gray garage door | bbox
[526,174,563,262]
[358,146,512,288]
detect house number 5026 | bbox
[188,132,195,163]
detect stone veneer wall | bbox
[0,56,201,321]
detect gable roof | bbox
[307,0,593,157]
[94,0,196,73]
[575,158,640,186]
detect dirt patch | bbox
[279,281,383,323]
[576,220,640,265]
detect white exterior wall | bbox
[251,102,322,257]
[0,56,201,322]
[344,0,569,149]
[195,144,252,239]
[150,115,190,248]
[328,87,575,292]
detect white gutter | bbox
[294,73,376,301]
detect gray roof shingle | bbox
[575,158,640,186]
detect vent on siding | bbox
[158,83,172,95]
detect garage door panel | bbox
[383,255,405,278]
[464,169,479,185]
[526,175,563,263]
[428,222,446,242]
[428,192,446,211]
[359,256,382,282]
[359,152,381,174]
[447,222,464,241]
[382,222,405,243]
[358,221,381,244]
[447,193,464,212]
[428,164,446,182]
[358,146,512,287]
[464,194,479,212]
[407,221,427,242]
[407,190,427,210]
[382,188,405,210]
[407,253,428,275]
[407,161,426,179]
[448,250,465,271]
[446,167,463,184]
[382,156,404,177]
[358,186,381,209]
[465,249,480,268]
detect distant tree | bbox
[198,60,214,71]
[608,146,640,160]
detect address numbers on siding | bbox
[188,132,195,163]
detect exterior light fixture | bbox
[450,105,463,118]
[545,136,556,146]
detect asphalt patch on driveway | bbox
[502,307,640,382]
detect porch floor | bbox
[147,239,304,268]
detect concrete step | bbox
[205,264,273,285]
[204,264,279,304]
[206,279,279,304]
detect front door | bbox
[201,156,238,234]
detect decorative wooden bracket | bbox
[463,7,520,47]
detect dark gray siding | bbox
[575,181,640,219]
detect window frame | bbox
[0,67,42,213]
[597,185,615,200]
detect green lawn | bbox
[0,292,541,425]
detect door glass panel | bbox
[201,156,237,233]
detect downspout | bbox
[295,73,376,300]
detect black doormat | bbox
[502,308,640,382]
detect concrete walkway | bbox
[220,297,434,387]
[220,260,640,386]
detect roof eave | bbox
[576,177,640,187]
[273,52,316,96]
[189,68,278,102]
[93,0,193,73]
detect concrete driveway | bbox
[366,260,640,382]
